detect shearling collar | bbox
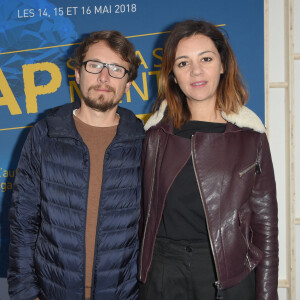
[144,100,265,133]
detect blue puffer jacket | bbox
[8,102,145,300]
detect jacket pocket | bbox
[247,243,263,270]
[238,161,262,178]
[238,206,263,271]
[238,205,252,247]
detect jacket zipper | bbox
[239,161,262,177]
[139,135,160,281]
[88,133,144,297]
[80,140,90,300]
[238,220,251,269]
[89,141,114,300]
[190,135,223,299]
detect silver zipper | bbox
[139,135,160,281]
[239,162,258,177]
[190,135,223,297]
[238,210,255,270]
[238,216,251,269]
[246,253,251,269]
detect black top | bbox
[157,121,226,242]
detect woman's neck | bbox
[188,101,226,123]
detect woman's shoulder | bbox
[222,105,266,134]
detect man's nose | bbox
[98,66,110,82]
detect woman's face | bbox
[173,34,223,106]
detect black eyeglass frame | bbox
[82,60,129,79]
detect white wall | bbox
[294,1,300,298]
[267,0,299,299]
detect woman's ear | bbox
[174,77,178,84]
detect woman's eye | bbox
[178,61,188,67]
[202,57,212,62]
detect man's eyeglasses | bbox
[82,60,129,79]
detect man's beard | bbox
[82,85,119,112]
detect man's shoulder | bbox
[117,106,144,134]
[30,117,48,136]
[117,106,140,121]
[29,102,76,139]
[46,102,76,119]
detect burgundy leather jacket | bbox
[138,103,278,300]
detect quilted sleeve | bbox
[7,125,42,300]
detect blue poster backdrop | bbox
[0,0,264,290]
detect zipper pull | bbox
[255,162,262,174]
[215,281,223,299]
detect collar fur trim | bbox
[144,100,265,133]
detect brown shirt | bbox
[74,114,117,298]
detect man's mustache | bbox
[89,85,115,93]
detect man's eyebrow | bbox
[86,59,124,66]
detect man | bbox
[8,31,144,300]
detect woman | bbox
[138,20,278,300]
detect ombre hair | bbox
[156,20,248,128]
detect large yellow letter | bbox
[148,71,161,89]
[127,72,148,101]
[69,81,81,103]
[126,72,149,102]
[23,62,62,113]
[67,58,75,78]
[153,48,163,68]
[136,51,148,69]
[0,68,22,115]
